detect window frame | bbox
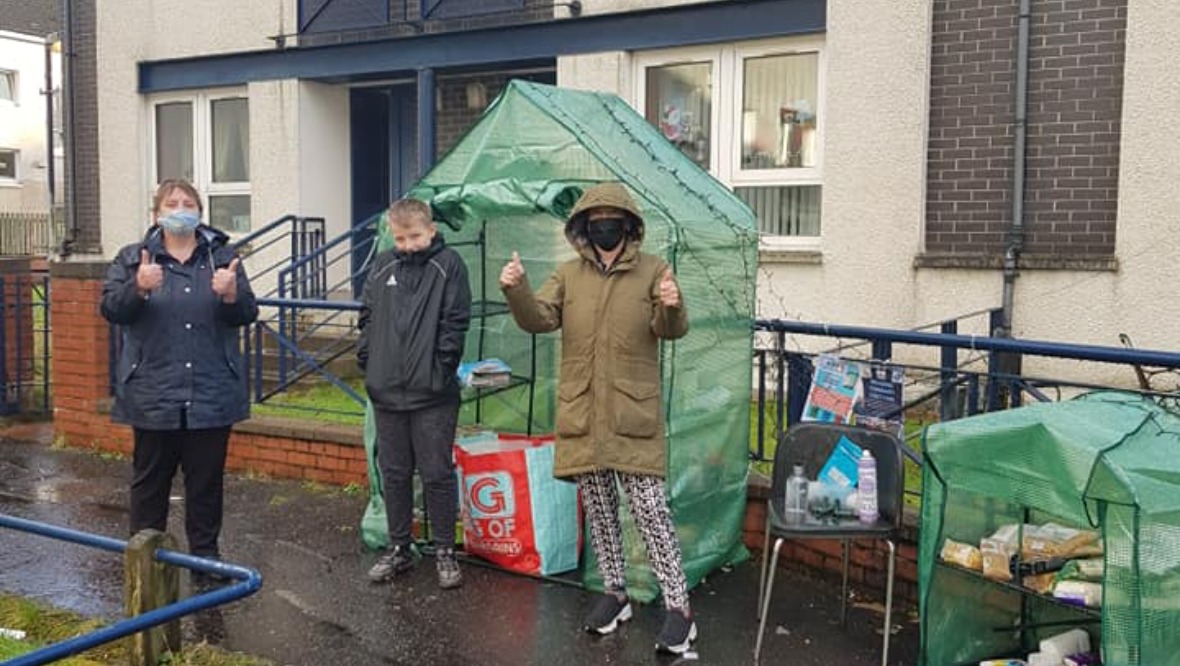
[0,148,18,182]
[0,69,16,104]
[634,37,826,250]
[148,87,251,234]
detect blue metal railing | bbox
[750,312,1180,463]
[0,513,262,666]
[259,212,381,402]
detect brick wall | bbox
[436,70,555,157]
[926,0,1126,258]
[0,259,36,396]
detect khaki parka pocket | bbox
[612,377,660,438]
[556,373,593,437]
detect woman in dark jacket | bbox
[101,179,257,575]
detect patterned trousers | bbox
[578,469,689,611]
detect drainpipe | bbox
[1000,0,1030,338]
[59,0,78,257]
[43,33,56,217]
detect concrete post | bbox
[124,529,181,665]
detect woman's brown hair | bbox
[151,179,204,217]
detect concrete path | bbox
[0,425,919,665]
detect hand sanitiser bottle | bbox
[857,449,879,524]
[784,463,809,524]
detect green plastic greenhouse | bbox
[918,391,1180,665]
[362,80,760,600]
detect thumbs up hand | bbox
[658,267,680,308]
[135,248,163,296]
[212,257,240,303]
[499,251,525,289]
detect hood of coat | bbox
[392,232,447,265]
[564,182,645,253]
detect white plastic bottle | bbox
[857,449,879,524]
[784,463,809,525]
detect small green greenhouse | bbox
[919,391,1180,665]
[365,80,760,599]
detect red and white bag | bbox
[455,434,581,576]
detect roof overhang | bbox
[139,0,824,92]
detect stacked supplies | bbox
[457,358,512,388]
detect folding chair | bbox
[754,422,905,665]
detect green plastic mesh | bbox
[918,391,1180,665]
[363,81,759,600]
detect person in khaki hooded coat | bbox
[499,182,696,654]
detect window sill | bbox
[913,253,1118,272]
[758,248,823,265]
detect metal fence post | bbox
[125,530,181,665]
[0,275,7,415]
[940,321,959,421]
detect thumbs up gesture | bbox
[135,248,163,296]
[212,257,240,303]
[658,268,680,308]
[499,251,525,289]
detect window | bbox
[0,70,15,103]
[151,90,251,233]
[0,149,17,180]
[636,38,825,245]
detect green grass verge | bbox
[0,594,270,665]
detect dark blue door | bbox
[350,84,417,297]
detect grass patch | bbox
[0,594,270,665]
[252,379,365,426]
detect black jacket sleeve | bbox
[436,252,472,374]
[100,246,148,325]
[356,254,388,372]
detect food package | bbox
[941,538,982,570]
[1052,580,1103,608]
[1058,557,1104,582]
[980,541,1013,581]
[1022,522,1099,560]
[1022,572,1057,594]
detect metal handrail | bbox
[230,214,298,251]
[755,319,1180,368]
[0,513,262,666]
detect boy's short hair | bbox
[388,198,433,227]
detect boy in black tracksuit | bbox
[357,198,472,589]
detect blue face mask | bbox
[158,209,201,235]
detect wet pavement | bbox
[0,426,919,665]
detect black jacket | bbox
[101,225,258,430]
[357,234,472,411]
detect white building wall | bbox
[561,0,1176,388]
[0,31,60,212]
[94,0,311,261]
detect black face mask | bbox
[587,217,626,251]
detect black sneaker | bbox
[655,608,697,654]
[584,592,632,635]
[367,544,414,582]
[435,547,463,590]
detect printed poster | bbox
[855,362,906,438]
[801,354,863,424]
